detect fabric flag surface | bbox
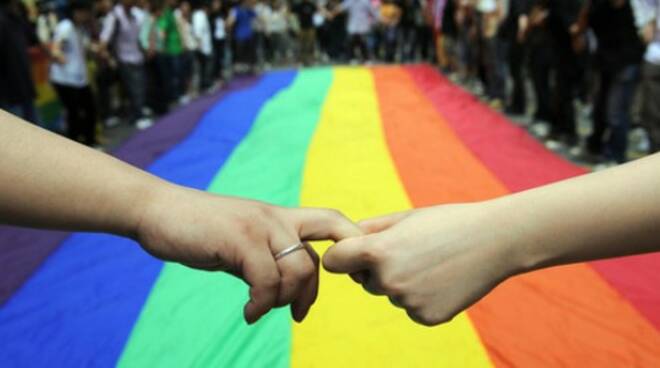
[1,65,660,367]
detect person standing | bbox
[476,0,506,109]
[192,1,213,92]
[157,0,185,105]
[100,0,153,130]
[499,0,532,115]
[49,0,98,146]
[585,0,644,163]
[228,0,258,74]
[0,0,39,123]
[209,0,227,84]
[294,0,318,65]
[333,0,379,61]
[175,0,197,102]
[268,0,292,65]
[633,0,660,153]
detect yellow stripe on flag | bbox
[293,67,493,367]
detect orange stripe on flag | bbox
[372,66,660,367]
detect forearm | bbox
[490,153,660,274]
[0,110,165,237]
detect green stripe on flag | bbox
[117,68,333,368]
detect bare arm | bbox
[0,110,361,324]
[324,154,660,326]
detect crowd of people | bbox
[435,0,660,165]
[0,0,436,148]
[0,0,659,165]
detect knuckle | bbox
[261,276,279,290]
[294,261,316,280]
[380,278,403,297]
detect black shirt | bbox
[294,1,317,30]
[589,0,644,72]
[499,0,532,40]
[0,6,37,105]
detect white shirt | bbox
[632,0,660,64]
[254,3,272,33]
[175,9,198,51]
[192,10,212,55]
[476,0,497,13]
[341,0,379,35]
[267,8,288,33]
[50,19,88,87]
[214,16,226,40]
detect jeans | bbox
[590,64,640,162]
[1,101,38,124]
[641,62,660,152]
[482,36,507,101]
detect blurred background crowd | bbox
[0,0,659,167]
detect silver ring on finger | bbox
[274,242,305,260]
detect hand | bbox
[322,203,519,326]
[135,183,362,324]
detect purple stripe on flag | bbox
[0,77,258,305]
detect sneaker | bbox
[593,161,618,171]
[178,95,193,106]
[530,122,551,138]
[545,139,566,151]
[104,116,121,128]
[136,118,154,130]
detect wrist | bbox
[484,195,550,277]
[123,176,174,240]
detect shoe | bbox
[530,122,551,138]
[136,118,153,130]
[545,139,566,151]
[593,161,618,171]
[489,99,503,111]
[104,116,121,128]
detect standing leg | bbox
[640,62,660,153]
[605,64,640,163]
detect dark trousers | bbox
[52,83,97,145]
[589,65,640,162]
[641,62,660,152]
[482,36,506,101]
[213,39,226,80]
[160,54,184,104]
[196,52,212,91]
[118,62,146,123]
[551,53,578,139]
[349,33,369,61]
[298,28,316,65]
[508,42,527,114]
[145,56,168,115]
[95,65,118,120]
[1,101,38,124]
[529,47,554,122]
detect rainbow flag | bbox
[2,65,660,367]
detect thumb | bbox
[322,234,380,274]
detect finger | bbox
[363,274,386,295]
[389,296,404,308]
[270,230,316,315]
[358,211,409,234]
[322,234,380,274]
[285,207,363,242]
[242,246,281,324]
[349,270,369,284]
[290,243,320,322]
